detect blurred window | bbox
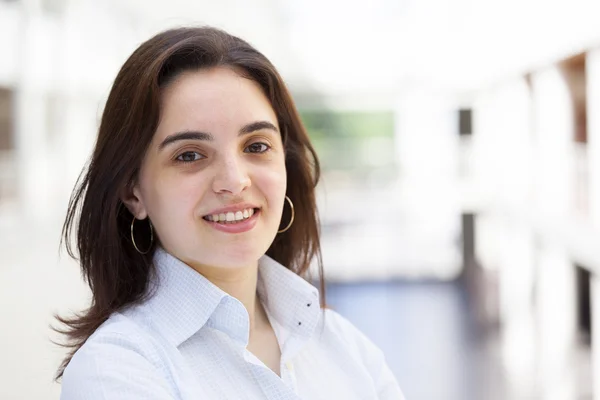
[0,87,14,201]
[0,88,13,152]
[459,108,472,136]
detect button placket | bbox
[284,360,299,394]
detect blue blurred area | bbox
[327,280,503,400]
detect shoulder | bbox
[321,308,380,357]
[69,312,158,363]
[320,309,406,400]
[322,307,359,332]
[61,313,175,400]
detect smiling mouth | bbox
[202,208,260,224]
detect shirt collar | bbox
[256,256,320,341]
[130,248,320,349]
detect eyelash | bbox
[244,142,271,154]
[175,151,204,163]
[174,142,271,164]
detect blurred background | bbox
[2,0,600,399]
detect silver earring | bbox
[131,216,154,254]
[278,196,295,233]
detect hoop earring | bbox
[131,216,154,254]
[278,196,295,233]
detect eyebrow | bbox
[158,120,279,151]
[239,121,279,135]
[158,131,213,150]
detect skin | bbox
[122,66,286,375]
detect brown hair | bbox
[54,26,323,379]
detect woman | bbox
[57,27,404,399]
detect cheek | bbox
[256,164,287,210]
[143,172,207,223]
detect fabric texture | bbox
[60,248,405,399]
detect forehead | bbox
[155,67,278,139]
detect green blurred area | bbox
[299,110,396,172]
[299,110,394,140]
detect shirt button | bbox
[285,361,294,370]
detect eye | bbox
[176,151,204,163]
[245,142,270,154]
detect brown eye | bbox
[245,143,270,154]
[176,151,203,162]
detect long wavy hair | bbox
[54,26,323,380]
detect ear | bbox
[121,182,148,220]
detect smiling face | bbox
[123,67,287,270]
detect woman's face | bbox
[125,67,287,269]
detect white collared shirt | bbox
[60,248,405,399]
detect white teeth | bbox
[208,208,256,223]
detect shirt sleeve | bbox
[60,332,175,400]
[326,309,407,400]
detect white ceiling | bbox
[111,0,600,99]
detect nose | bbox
[211,154,251,195]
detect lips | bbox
[201,203,260,224]
[203,207,258,224]
[202,206,260,234]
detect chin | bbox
[200,244,265,269]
